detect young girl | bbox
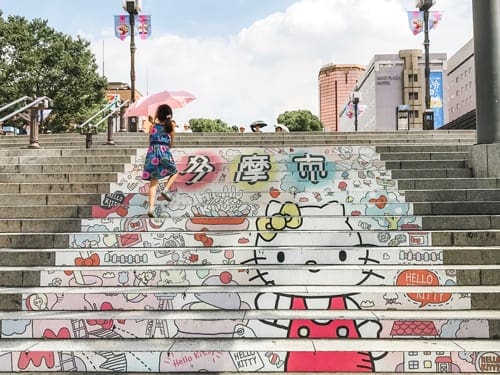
[141,104,179,217]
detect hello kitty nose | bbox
[305,260,320,273]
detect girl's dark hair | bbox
[156,104,173,132]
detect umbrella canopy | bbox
[250,120,267,132]
[125,90,196,117]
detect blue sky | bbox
[0,0,473,129]
[1,0,298,38]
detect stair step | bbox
[379,152,469,160]
[1,230,499,248]
[0,182,111,194]
[391,169,472,178]
[1,309,498,321]
[0,164,125,173]
[398,178,500,189]
[0,338,495,353]
[1,215,499,232]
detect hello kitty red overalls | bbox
[285,296,374,372]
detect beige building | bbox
[318,64,365,131]
[338,50,447,132]
[446,39,475,123]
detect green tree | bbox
[277,110,323,132]
[188,118,234,132]
[0,12,107,133]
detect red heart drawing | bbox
[369,195,388,209]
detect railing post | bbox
[119,104,127,132]
[28,103,41,148]
[107,115,116,145]
[85,133,93,149]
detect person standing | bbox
[141,104,179,217]
[183,123,193,133]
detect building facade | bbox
[318,64,365,132]
[339,50,447,132]
[446,39,475,123]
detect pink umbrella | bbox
[125,90,196,117]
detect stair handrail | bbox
[92,99,130,129]
[78,98,129,130]
[0,96,51,124]
[0,96,32,115]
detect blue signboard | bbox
[429,71,444,128]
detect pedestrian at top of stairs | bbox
[141,104,179,217]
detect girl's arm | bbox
[170,128,176,148]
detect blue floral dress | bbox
[142,124,177,181]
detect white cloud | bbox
[91,0,472,129]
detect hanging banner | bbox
[428,11,443,30]
[407,11,443,35]
[407,11,424,35]
[429,71,444,128]
[345,104,367,119]
[137,15,152,40]
[114,15,152,41]
[114,15,131,41]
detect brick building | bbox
[318,64,365,132]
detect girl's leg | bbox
[148,179,158,214]
[161,173,179,201]
[164,172,179,191]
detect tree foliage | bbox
[187,118,234,132]
[0,11,107,132]
[276,110,323,132]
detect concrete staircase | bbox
[0,130,498,373]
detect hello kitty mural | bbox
[1,146,491,373]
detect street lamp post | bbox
[416,0,435,130]
[123,0,142,104]
[350,89,361,132]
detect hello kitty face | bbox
[246,200,383,287]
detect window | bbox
[456,77,459,83]
[409,74,418,82]
[437,352,445,355]
[424,361,432,368]
[409,361,419,370]
[414,110,419,119]
[456,90,459,97]
[408,352,418,356]
[409,92,419,100]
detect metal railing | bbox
[0,96,51,148]
[77,99,130,148]
[0,96,32,116]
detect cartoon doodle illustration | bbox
[396,270,452,308]
[174,272,250,338]
[248,199,383,372]
[12,147,491,372]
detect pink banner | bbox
[407,11,424,35]
[114,15,130,41]
[114,15,152,41]
[137,15,152,40]
[407,11,444,35]
[429,11,443,30]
